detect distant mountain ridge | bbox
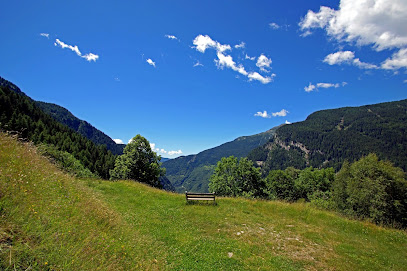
[163,127,280,193]
[248,99,407,173]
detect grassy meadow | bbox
[1,132,406,270]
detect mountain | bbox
[248,99,407,174]
[36,101,125,155]
[163,127,280,193]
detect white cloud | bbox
[255,109,288,118]
[54,38,99,62]
[285,120,291,124]
[146,58,156,67]
[168,150,182,156]
[113,139,124,144]
[235,42,245,49]
[381,48,407,70]
[150,143,182,156]
[299,1,407,51]
[114,77,120,82]
[165,34,178,40]
[272,109,289,117]
[404,79,407,84]
[245,54,255,61]
[128,138,133,144]
[256,54,272,72]
[305,81,347,92]
[193,61,203,67]
[323,51,378,69]
[82,53,99,62]
[254,111,271,118]
[40,33,49,39]
[247,72,274,84]
[269,22,280,30]
[193,34,274,84]
[193,34,231,53]
[299,0,407,71]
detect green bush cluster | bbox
[210,154,407,227]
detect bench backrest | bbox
[185,192,215,201]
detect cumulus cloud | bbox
[254,111,271,118]
[256,54,272,72]
[165,34,178,40]
[299,0,407,70]
[113,139,124,144]
[168,150,182,156]
[272,109,289,117]
[146,58,156,67]
[40,33,49,39]
[323,51,378,69]
[247,71,274,84]
[305,81,347,92]
[193,34,231,53]
[381,48,407,70]
[235,42,245,49]
[285,120,291,124]
[54,38,99,62]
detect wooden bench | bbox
[185,191,216,203]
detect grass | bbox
[1,132,407,270]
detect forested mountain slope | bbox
[248,99,407,174]
[36,101,125,155]
[163,127,279,192]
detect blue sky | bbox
[2,0,407,157]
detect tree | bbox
[332,153,407,226]
[110,134,164,188]
[265,167,299,201]
[209,156,264,197]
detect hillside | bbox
[248,99,407,174]
[163,127,279,193]
[36,101,125,155]
[1,132,407,270]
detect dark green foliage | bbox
[264,167,299,201]
[295,167,335,200]
[110,134,164,188]
[209,156,264,198]
[332,154,407,226]
[36,101,125,155]
[249,99,407,173]
[0,85,116,179]
[38,144,97,178]
[164,127,278,192]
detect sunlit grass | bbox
[1,133,406,270]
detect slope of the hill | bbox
[0,84,116,179]
[249,99,407,173]
[1,132,407,270]
[36,101,125,155]
[163,127,279,193]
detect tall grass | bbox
[1,133,407,270]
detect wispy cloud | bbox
[150,143,182,156]
[193,34,275,84]
[255,109,288,118]
[269,22,280,30]
[165,34,178,40]
[54,38,99,62]
[193,61,203,67]
[146,58,156,67]
[234,42,245,49]
[40,33,49,39]
[305,82,347,92]
[245,54,255,61]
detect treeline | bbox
[249,99,407,173]
[0,85,116,179]
[209,154,407,228]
